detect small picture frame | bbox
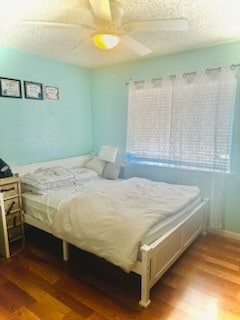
[24,81,43,100]
[45,86,59,100]
[0,77,22,98]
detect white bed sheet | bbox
[22,177,202,247]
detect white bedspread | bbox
[51,177,200,272]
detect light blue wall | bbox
[91,41,240,235]
[0,46,92,166]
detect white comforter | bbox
[51,177,200,272]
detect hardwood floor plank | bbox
[0,281,35,312]
[14,306,41,320]
[86,313,110,320]
[1,231,240,319]
[62,310,86,320]
[0,272,8,286]
[193,251,239,271]
[164,269,240,301]
[197,262,240,284]
[0,262,71,316]
[0,304,20,320]
[16,253,61,284]
[172,250,240,284]
[224,244,240,254]
[29,299,69,320]
[0,260,94,319]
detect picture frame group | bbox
[0,77,59,101]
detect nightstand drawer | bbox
[0,183,19,199]
[8,224,24,243]
[4,197,20,214]
[6,211,23,229]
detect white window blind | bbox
[126,69,236,173]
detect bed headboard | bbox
[12,154,93,177]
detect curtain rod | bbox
[125,64,238,85]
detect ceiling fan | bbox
[22,0,189,56]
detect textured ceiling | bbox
[0,0,240,68]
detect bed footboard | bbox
[133,199,208,307]
[24,192,208,308]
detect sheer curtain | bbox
[127,78,173,163]
[126,67,236,228]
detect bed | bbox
[13,155,208,307]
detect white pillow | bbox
[21,184,51,195]
[84,157,106,175]
[68,167,98,183]
[103,157,123,180]
[21,166,75,193]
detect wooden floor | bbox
[0,229,240,320]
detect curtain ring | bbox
[183,71,197,78]
[205,67,221,74]
[230,64,240,70]
[169,74,176,80]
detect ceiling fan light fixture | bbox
[92,33,120,50]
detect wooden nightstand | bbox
[0,176,24,258]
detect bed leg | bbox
[201,198,209,235]
[62,241,69,261]
[139,245,151,308]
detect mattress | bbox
[22,177,202,247]
[22,177,118,226]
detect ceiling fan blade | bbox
[109,0,124,27]
[89,0,112,20]
[124,19,189,33]
[22,19,95,30]
[121,35,152,56]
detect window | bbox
[126,69,236,173]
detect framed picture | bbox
[45,86,59,100]
[24,81,43,100]
[0,77,22,98]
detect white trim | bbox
[207,227,240,241]
[12,154,93,177]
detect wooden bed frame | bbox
[13,155,208,308]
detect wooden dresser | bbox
[0,176,24,258]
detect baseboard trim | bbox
[207,227,240,241]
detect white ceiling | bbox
[0,0,240,68]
